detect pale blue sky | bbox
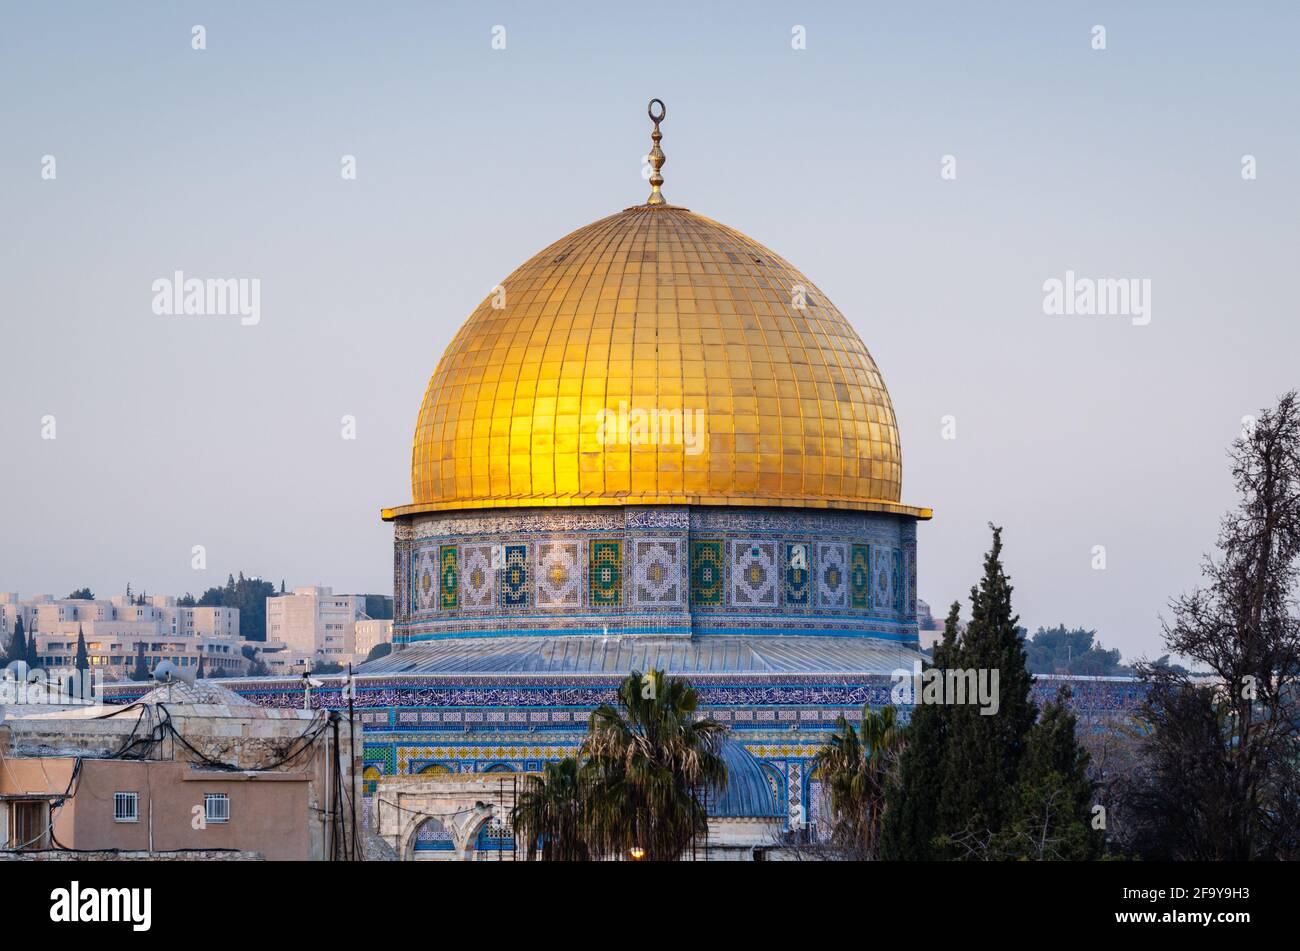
[2,2,1297,660]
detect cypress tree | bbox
[881,601,960,860]
[25,625,40,669]
[131,642,151,682]
[74,624,89,686]
[74,624,89,671]
[4,616,27,665]
[991,686,1102,860]
[935,525,1036,855]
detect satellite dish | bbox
[152,659,196,685]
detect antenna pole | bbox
[347,663,359,860]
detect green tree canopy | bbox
[581,669,726,861]
[512,758,591,861]
[882,601,960,860]
[4,616,28,666]
[196,571,276,641]
[130,643,150,681]
[74,625,89,674]
[1024,624,1124,675]
[814,705,904,859]
[974,688,1102,861]
[936,525,1037,852]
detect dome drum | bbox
[392,504,919,648]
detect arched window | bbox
[412,817,455,852]
[474,816,514,854]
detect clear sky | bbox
[2,2,1297,662]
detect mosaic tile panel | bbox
[395,547,409,619]
[537,541,581,608]
[589,540,623,607]
[874,546,892,613]
[850,543,870,610]
[439,545,459,610]
[908,549,917,616]
[690,539,724,606]
[415,548,436,612]
[893,549,904,613]
[731,540,777,607]
[788,760,803,831]
[783,541,810,607]
[460,544,495,609]
[631,538,684,608]
[501,543,529,608]
[390,505,923,641]
[816,542,848,609]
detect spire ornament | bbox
[644,98,667,205]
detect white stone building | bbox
[354,619,393,659]
[0,593,248,680]
[265,586,365,662]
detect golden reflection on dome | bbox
[384,104,929,521]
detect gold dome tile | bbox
[385,204,928,521]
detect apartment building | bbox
[0,593,247,680]
[265,587,365,661]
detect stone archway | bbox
[376,774,520,861]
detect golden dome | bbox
[384,106,928,521]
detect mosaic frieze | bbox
[393,504,921,638]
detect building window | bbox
[114,792,139,823]
[204,793,230,824]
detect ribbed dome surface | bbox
[712,740,783,818]
[387,203,927,520]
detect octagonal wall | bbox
[392,505,919,645]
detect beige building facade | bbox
[266,587,365,662]
[354,619,392,658]
[1,594,248,680]
[0,682,359,860]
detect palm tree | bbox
[512,757,591,861]
[815,705,905,859]
[582,668,727,861]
